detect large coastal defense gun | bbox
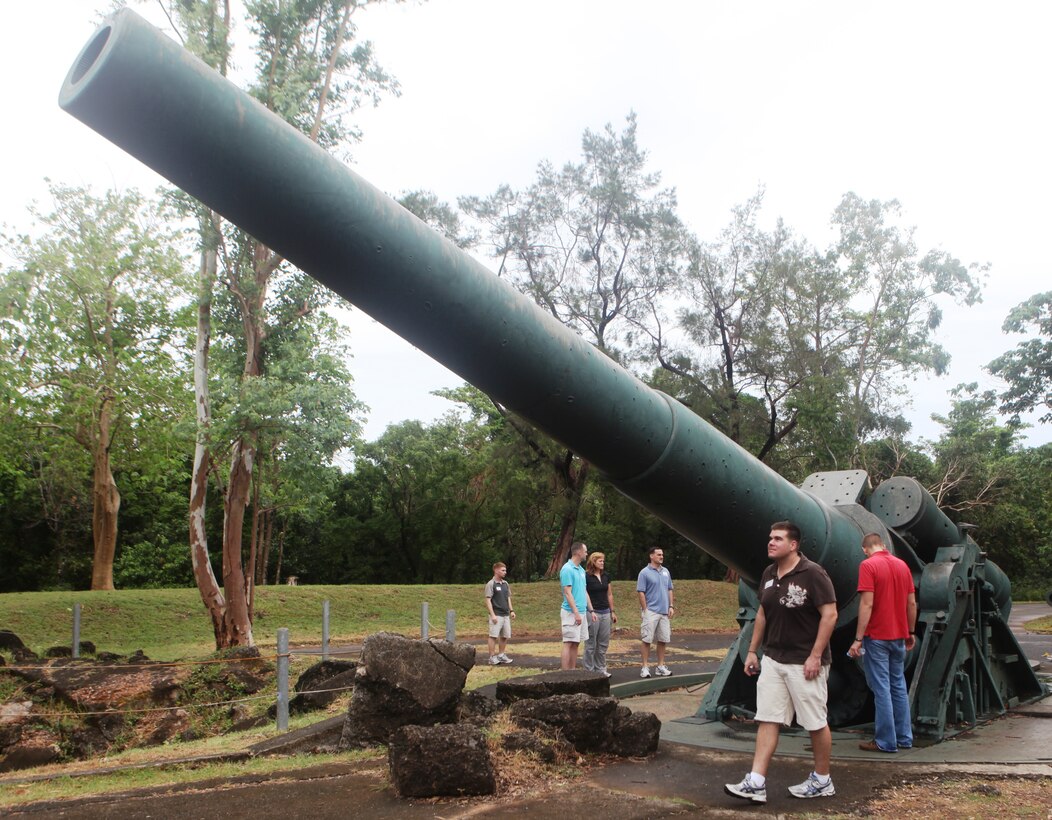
[61,10,1046,740]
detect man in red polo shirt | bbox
[848,533,917,753]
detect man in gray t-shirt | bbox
[485,562,515,664]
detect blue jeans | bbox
[862,637,913,751]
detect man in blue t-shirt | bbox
[636,546,675,678]
[560,541,595,670]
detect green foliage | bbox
[0,182,193,589]
[304,408,536,583]
[460,112,683,356]
[924,389,1051,590]
[988,290,1052,424]
[113,539,193,589]
[399,190,476,248]
[245,0,399,149]
[656,190,986,474]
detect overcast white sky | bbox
[2,1,1049,446]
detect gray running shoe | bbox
[725,775,766,804]
[640,666,651,678]
[787,773,835,799]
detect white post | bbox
[445,609,456,642]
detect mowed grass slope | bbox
[0,580,739,659]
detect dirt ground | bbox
[6,743,1051,819]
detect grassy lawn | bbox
[1023,613,1051,633]
[0,750,384,809]
[0,580,739,659]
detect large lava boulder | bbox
[388,723,495,797]
[290,659,357,714]
[339,632,474,748]
[0,631,26,652]
[495,669,609,704]
[609,704,661,757]
[509,694,661,757]
[509,693,618,753]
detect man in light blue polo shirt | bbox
[637,546,674,678]
[560,541,595,669]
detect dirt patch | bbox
[859,774,1052,818]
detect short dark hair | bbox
[648,546,663,556]
[862,533,884,550]
[570,541,587,557]
[770,520,801,546]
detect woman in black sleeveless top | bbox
[583,552,617,676]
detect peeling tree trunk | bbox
[189,222,229,646]
[90,396,119,591]
[247,475,261,614]
[259,509,274,587]
[222,436,256,647]
[543,455,590,578]
[273,528,286,585]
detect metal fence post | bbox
[322,600,330,661]
[421,602,429,640]
[445,609,456,642]
[72,603,81,659]
[276,628,289,731]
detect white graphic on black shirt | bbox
[780,582,808,608]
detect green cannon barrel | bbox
[870,476,1012,617]
[60,9,866,596]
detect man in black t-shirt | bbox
[725,521,838,804]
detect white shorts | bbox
[488,615,511,639]
[640,609,670,644]
[561,609,589,643]
[754,655,829,731]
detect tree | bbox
[653,192,985,478]
[163,0,398,646]
[649,190,819,461]
[459,113,686,576]
[0,183,192,589]
[927,384,1018,513]
[988,291,1052,424]
[832,193,984,450]
[925,388,1051,593]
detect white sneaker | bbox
[488,656,500,665]
[498,654,513,664]
[787,772,835,799]
[655,665,672,677]
[640,666,651,678]
[725,774,767,804]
